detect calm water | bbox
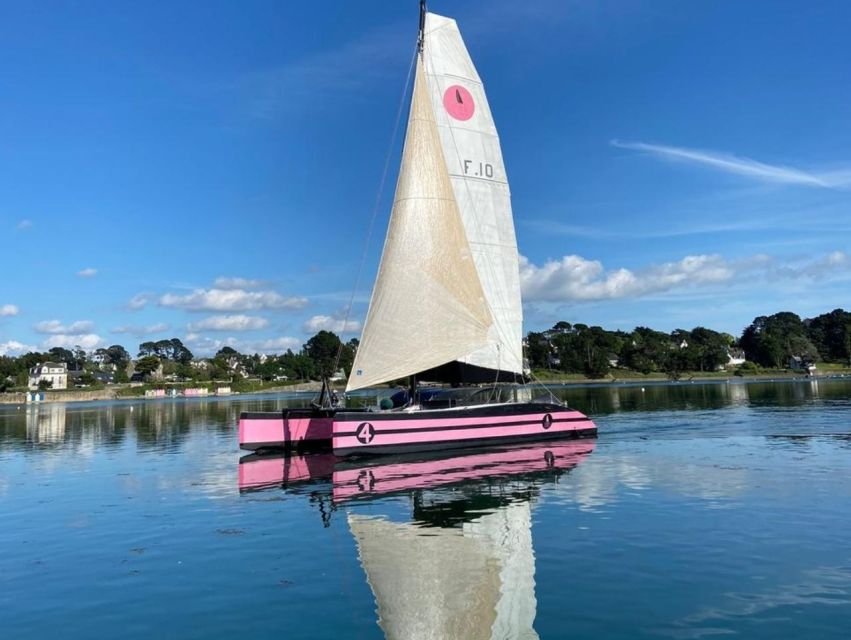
[2,379,851,639]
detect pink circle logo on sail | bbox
[443,85,475,121]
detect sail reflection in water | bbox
[239,439,594,639]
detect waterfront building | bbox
[27,362,68,390]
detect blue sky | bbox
[1,0,849,356]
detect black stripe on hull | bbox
[334,416,589,437]
[333,427,597,457]
[241,403,578,423]
[335,402,571,422]
[240,439,332,453]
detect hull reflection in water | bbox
[239,440,595,639]
[239,439,595,502]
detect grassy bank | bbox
[531,362,851,384]
[113,378,318,398]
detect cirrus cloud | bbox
[611,140,851,189]
[159,288,307,312]
[76,267,98,278]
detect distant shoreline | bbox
[2,372,849,407]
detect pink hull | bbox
[239,411,333,450]
[239,403,596,456]
[332,405,595,456]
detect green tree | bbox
[97,345,131,367]
[134,355,161,377]
[525,332,551,369]
[47,347,74,365]
[805,309,851,363]
[304,331,342,379]
[138,339,193,364]
[687,327,729,372]
[740,312,818,367]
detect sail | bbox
[349,503,539,639]
[346,59,493,392]
[421,13,524,377]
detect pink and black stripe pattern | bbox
[332,403,596,456]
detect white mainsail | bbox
[349,502,539,639]
[346,59,493,392]
[423,13,524,376]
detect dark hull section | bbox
[416,360,526,385]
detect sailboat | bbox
[239,2,596,455]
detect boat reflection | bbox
[240,439,594,639]
[239,438,595,504]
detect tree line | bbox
[527,308,851,378]
[1,308,849,391]
[0,332,359,391]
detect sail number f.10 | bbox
[463,160,495,179]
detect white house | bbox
[28,362,68,390]
[726,349,746,368]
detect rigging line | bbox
[488,344,502,404]
[527,366,562,405]
[330,42,418,379]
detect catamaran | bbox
[239,3,596,455]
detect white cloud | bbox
[34,320,95,334]
[111,323,170,336]
[611,140,851,188]
[187,315,269,332]
[0,304,19,317]
[182,334,300,357]
[303,314,361,334]
[126,293,151,310]
[159,288,307,312]
[213,277,266,290]
[76,267,98,278]
[251,337,302,353]
[520,251,851,303]
[16,219,32,230]
[0,340,36,356]
[41,334,104,350]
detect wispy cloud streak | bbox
[612,140,851,188]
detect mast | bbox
[418,0,426,53]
